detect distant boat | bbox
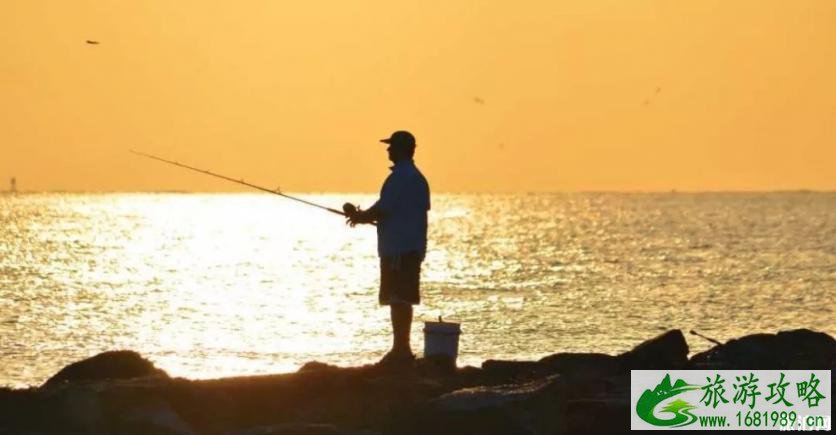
[86,40,100,45]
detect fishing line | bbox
[130,150,347,217]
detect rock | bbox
[432,376,557,412]
[391,376,565,435]
[117,398,198,435]
[44,350,168,387]
[561,372,630,434]
[505,331,688,381]
[47,385,107,435]
[564,396,629,435]
[226,423,341,435]
[618,329,688,370]
[227,424,380,435]
[775,329,836,369]
[415,355,457,377]
[0,387,37,431]
[688,328,836,370]
[298,361,342,373]
[538,353,620,377]
[480,360,544,381]
[2,329,831,434]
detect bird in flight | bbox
[642,86,662,106]
[86,40,100,45]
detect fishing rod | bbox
[689,329,723,346]
[130,150,348,217]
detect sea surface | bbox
[1,193,834,387]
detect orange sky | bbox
[1,1,834,192]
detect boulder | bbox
[43,384,107,435]
[3,329,831,435]
[298,361,343,373]
[531,330,688,379]
[226,423,341,435]
[432,377,554,412]
[226,424,381,435]
[561,372,630,434]
[564,396,629,435]
[618,329,688,370]
[538,353,620,377]
[688,328,836,370]
[389,375,565,435]
[0,387,37,430]
[415,355,458,377]
[116,398,198,435]
[44,350,168,387]
[480,360,544,381]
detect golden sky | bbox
[1,1,834,192]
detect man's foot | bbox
[375,350,416,368]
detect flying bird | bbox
[473,97,485,105]
[642,86,662,106]
[85,40,100,45]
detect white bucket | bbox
[423,318,461,360]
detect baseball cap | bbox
[380,130,416,148]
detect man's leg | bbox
[390,303,413,355]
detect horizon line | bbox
[2,189,835,195]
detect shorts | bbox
[379,251,422,305]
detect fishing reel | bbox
[343,202,361,227]
[342,202,360,217]
[343,202,378,226]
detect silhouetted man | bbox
[345,130,430,365]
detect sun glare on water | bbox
[1,192,833,387]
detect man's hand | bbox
[343,202,361,227]
[343,202,379,227]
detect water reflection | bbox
[0,192,834,387]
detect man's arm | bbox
[346,174,399,226]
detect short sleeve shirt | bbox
[372,160,430,257]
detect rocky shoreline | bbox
[1,329,833,435]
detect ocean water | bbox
[1,192,834,387]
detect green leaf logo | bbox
[636,374,702,427]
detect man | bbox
[345,130,430,365]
